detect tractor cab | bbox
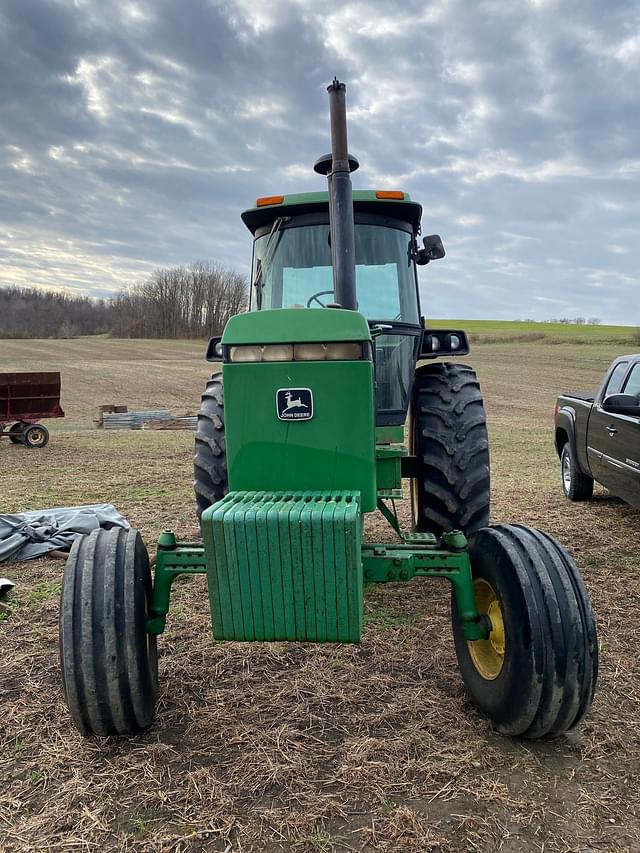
[242,191,425,425]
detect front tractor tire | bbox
[453,524,598,738]
[411,362,490,537]
[194,373,228,518]
[59,527,158,736]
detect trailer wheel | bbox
[194,373,228,518]
[452,524,598,738]
[411,362,490,536]
[8,422,24,444]
[59,527,158,736]
[23,424,49,448]
[560,443,594,501]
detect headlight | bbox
[262,344,294,361]
[293,342,365,361]
[294,343,327,361]
[229,344,294,362]
[292,342,363,360]
[325,342,363,360]
[230,345,263,362]
[419,329,469,358]
[229,342,366,362]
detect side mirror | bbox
[603,393,640,416]
[206,336,224,362]
[420,329,469,359]
[416,234,445,265]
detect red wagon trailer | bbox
[0,372,65,448]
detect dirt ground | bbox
[1,335,639,852]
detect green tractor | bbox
[59,80,597,739]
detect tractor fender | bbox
[414,359,472,377]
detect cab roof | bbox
[241,190,423,235]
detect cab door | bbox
[587,360,630,489]
[588,362,640,503]
[605,414,640,506]
[612,362,640,507]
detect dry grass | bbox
[1,335,640,852]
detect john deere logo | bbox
[276,388,313,421]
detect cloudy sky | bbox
[1,0,639,324]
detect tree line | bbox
[0,286,113,339]
[0,262,248,339]
[521,317,602,325]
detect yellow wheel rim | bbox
[468,578,505,680]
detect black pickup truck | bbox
[554,354,640,508]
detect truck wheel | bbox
[561,443,594,501]
[59,527,158,736]
[411,363,490,536]
[23,424,49,448]
[9,422,25,444]
[194,373,228,518]
[452,524,598,738]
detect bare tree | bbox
[110,262,248,338]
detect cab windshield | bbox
[251,222,419,324]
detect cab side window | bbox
[622,363,640,398]
[603,362,629,399]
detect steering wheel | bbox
[306,290,334,308]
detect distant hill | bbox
[428,318,640,346]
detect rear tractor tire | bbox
[194,373,228,518]
[59,527,158,736]
[452,524,598,738]
[560,443,594,501]
[411,362,490,537]
[23,424,49,448]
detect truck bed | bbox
[561,391,595,403]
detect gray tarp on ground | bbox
[0,504,130,563]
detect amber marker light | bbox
[375,190,404,199]
[256,195,285,206]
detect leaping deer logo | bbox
[282,391,308,414]
[277,388,313,420]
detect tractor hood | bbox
[221,307,372,345]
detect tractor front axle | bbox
[147,508,489,643]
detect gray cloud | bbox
[1,0,639,323]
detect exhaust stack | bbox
[326,79,357,310]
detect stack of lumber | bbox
[95,404,128,427]
[142,416,197,431]
[102,409,172,430]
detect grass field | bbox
[1,324,639,852]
